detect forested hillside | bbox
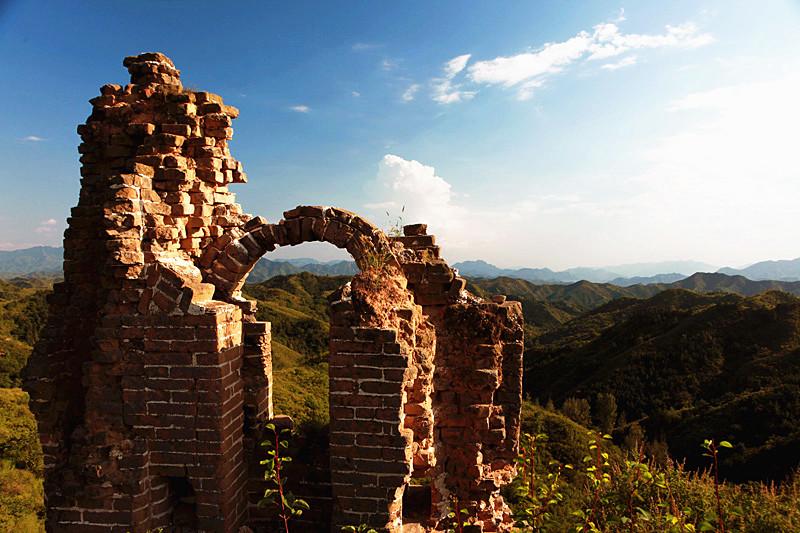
[524,289,800,481]
[468,273,800,336]
[0,278,51,387]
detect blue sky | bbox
[1,0,799,269]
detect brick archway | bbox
[199,205,429,530]
[200,205,398,298]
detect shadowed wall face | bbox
[24,53,524,533]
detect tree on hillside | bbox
[593,392,617,434]
[561,397,591,426]
[623,421,646,451]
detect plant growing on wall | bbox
[385,205,405,237]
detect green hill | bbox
[243,273,349,366]
[525,289,800,481]
[0,279,52,387]
[468,272,800,338]
[242,273,351,425]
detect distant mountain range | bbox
[718,257,800,281]
[451,259,717,284]
[247,258,357,282]
[454,258,800,284]
[2,246,800,285]
[0,247,62,276]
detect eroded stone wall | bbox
[24,53,523,533]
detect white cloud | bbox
[289,105,310,113]
[363,200,398,210]
[463,19,712,100]
[401,83,420,102]
[366,155,466,245]
[363,75,800,265]
[21,135,45,142]
[432,54,476,104]
[587,22,713,61]
[470,35,591,87]
[381,58,397,71]
[376,155,453,209]
[351,91,361,97]
[443,54,471,77]
[601,55,637,70]
[516,79,546,101]
[35,218,58,234]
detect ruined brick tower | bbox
[24,53,524,532]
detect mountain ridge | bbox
[3,246,800,285]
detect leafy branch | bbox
[259,422,310,532]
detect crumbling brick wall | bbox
[24,53,523,533]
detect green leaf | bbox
[719,440,733,448]
[294,499,310,510]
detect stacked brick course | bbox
[25,53,523,533]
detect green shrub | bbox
[0,461,44,533]
[0,388,43,475]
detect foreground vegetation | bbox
[505,401,800,532]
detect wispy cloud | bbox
[401,83,420,102]
[431,19,712,102]
[432,54,476,104]
[35,218,58,234]
[289,105,311,113]
[587,22,713,60]
[351,91,361,97]
[601,55,638,70]
[381,58,398,71]
[20,135,45,142]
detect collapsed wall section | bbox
[391,225,524,531]
[327,270,426,531]
[24,52,259,532]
